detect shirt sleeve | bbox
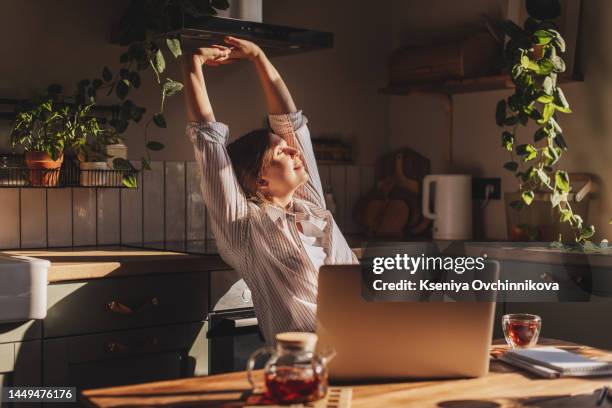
[186,121,249,249]
[268,111,326,208]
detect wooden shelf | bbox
[379,73,584,96]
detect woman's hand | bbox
[192,46,232,66]
[224,36,263,61]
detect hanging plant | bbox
[495,4,596,244]
[97,0,229,170]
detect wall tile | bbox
[142,161,164,243]
[318,165,331,194]
[120,165,143,245]
[344,166,361,233]
[360,165,376,195]
[330,166,347,229]
[97,188,120,245]
[165,162,186,243]
[186,161,206,241]
[47,189,72,247]
[72,188,96,246]
[0,161,372,250]
[20,189,46,248]
[0,190,20,249]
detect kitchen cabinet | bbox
[45,272,209,338]
[0,340,41,408]
[505,298,612,350]
[40,269,217,393]
[494,257,612,349]
[1,264,241,407]
[43,321,208,390]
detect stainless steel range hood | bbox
[168,15,333,57]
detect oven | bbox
[208,270,266,374]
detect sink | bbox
[0,254,50,322]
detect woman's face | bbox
[259,134,308,198]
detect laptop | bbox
[315,264,496,381]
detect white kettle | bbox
[422,174,472,240]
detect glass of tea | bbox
[502,314,541,349]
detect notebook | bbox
[502,347,612,378]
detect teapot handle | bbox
[317,346,337,367]
[246,346,275,391]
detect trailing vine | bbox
[496,16,595,244]
[92,0,229,170]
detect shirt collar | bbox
[263,199,329,231]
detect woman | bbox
[183,37,358,344]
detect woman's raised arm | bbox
[182,48,249,251]
[224,36,325,208]
[181,48,231,123]
[225,36,296,115]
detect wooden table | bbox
[81,340,612,408]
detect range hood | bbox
[168,15,333,57]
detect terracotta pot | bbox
[25,151,64,187]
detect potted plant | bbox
[495,0,599,246]
[76,133,112,187]
[10,85,97,187]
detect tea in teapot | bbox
[247,332,334,404]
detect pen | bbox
[596,386,609,406]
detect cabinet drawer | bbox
[43,322,207,386]
[45,272,209,338]
[69,351,184,390]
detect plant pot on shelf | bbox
[79,162,108,187]
[24,152,64,187]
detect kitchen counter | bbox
[355,239,612,268]
[1,239,364,283]
[465,242,612,268]
[80,339,612,408]
[2,244,229,283]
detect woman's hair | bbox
[227,129,274,202]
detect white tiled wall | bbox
[120,169,143,245]
[318,164,376,234]
[186,161,207,242]
[0,162,374,249]
[165,162,186,242]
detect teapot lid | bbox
[275,332,318,352]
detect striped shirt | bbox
[186,111,358,344]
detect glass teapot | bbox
[246,332,335,404]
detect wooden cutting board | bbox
[354,148,431,238]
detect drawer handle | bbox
[107,300,133,315]
[107,337,158,353]
[107,297,159,315]
[107,342,129,353]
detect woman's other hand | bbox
[224,36,263,61]
[192,46,232,66]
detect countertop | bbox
[1,239,364,283]
[465,242,612,268]
[2,242,229,283]
[80,339,612,408]
[3,239,610,284]
[357,240,612,268]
